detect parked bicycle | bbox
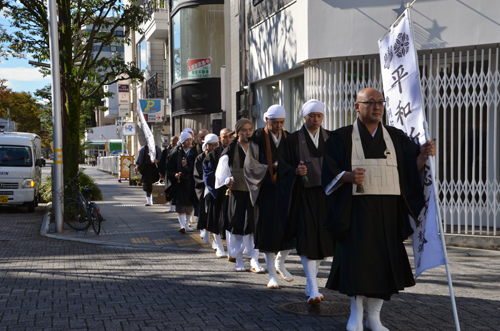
[64,171,103,234]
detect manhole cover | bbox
[277,301,350,317]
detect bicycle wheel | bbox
[89,202,101,235]
[64,202,91,231]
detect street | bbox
[0,165,499,330]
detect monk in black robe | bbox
[194,133,219,243]
[321,87,435,331]
[203,128,234,258]
[166,132,195,234]
[244,105,295,289]
[215,119,265,273]
[278,100,334,305]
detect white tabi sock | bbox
[226,231,234,258]
[213,234,226,257]
[275,250,294,282]
[232,234,245,269]
[245,235,258,263]
[185,214,193,231]
[366,298,389,331]
[347,296,364,331]
[300,256,321,305]
[178,214,186,234]
[211,233,217,250]
[264,253,279,289]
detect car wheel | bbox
[27,200,35,213]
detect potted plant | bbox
[131,176,138,186]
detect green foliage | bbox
[0,0,148,184]
[40,176,52,202]
[0,80,42,134]
[78,172,103,201]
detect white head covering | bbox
[178,131,192,146]
[202,133,219,151]
[302,99,325,118]
[263,105,286,120]
[182,127,195,138]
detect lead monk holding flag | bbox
[322,87,435,331]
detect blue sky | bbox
[0,15,51,95]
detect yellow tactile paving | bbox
[130,237,152,244]
[152,238,175,246]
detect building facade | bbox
[227,0,500,236]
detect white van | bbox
[0,132,43,212]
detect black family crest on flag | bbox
[394,32,410,58]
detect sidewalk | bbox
[38,166,500,330]
[43,166,213,251]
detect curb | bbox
[40,204,207,252]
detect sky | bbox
[0,15,52,95]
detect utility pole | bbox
[48,0,64,233]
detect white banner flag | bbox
[136,99,156,163]
[378,9,445,278]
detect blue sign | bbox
[139,99,162,114]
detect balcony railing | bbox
[146,73,164,99]
[144,0,168,17]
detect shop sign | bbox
[188,58,211,79]
[139,99,163,122]
[118,104,130,117]
[122,122,136,136]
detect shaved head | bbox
[356,87,383,102]
[219,128,235,148]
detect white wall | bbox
[307,0,500,60]
[248,0,308,83]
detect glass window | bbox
[172,4,225,83]
[0,146,32,167]
[111,46,117,52]
[137,39,147,71]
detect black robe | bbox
[221,139,255,235]
[249,127,294,253]
[194,152,208,230]
[278,126,334,260]
[203,145,228,236]
[166,145,195,206]
[321,119,425,300]
[136,145,161,192]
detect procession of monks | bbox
[157,87,436,331]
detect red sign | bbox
[188,58,211,72]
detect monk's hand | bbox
[227,178,234,189]
[295,161,307,176]
[154,158,159,163]
[420,140,436,159]
[273,161,278,171]
[175,172,181,179]
[181,157,187,167]
[351,168,366,185]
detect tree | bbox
[0,80,42,134]
[0,0,147,182]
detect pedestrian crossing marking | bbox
[130,237,152,244]
[152,238,175,245]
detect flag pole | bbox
[406,3,460,330]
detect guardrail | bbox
[97,156,120,175]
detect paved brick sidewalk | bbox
[0,167,498,330]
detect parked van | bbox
[0,132,43,212]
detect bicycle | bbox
[64,171,103,234]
